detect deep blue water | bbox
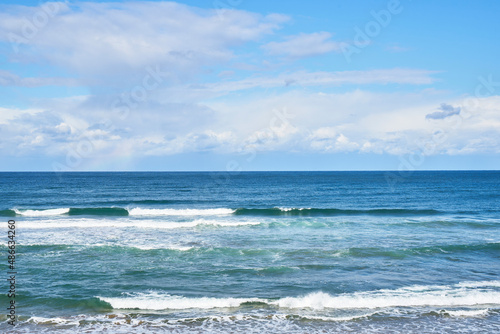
[1,171,499,333]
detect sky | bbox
[0,0,499,171]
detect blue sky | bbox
[1,0,499,171]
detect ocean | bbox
[1,171,499,333]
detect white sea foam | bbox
[192,219,261,227]
[27,316,80,326]
[129,208,234,216]
[272,285,500,310]
[132,244,193,251]
[19,218,260,230]
[14,208,70,216]
[16,310,500,334]
[457,281,500,288]
[444,309,490,317]
[277,207,310,212]
[99,292,266,310]
[19,219,113,229]
[298,312,378,322]
[22,241,197,252]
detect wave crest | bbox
[98,281,500,311]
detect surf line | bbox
[7,220,17,326]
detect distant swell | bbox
[234,208,442,217]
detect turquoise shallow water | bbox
[1,171,500,333]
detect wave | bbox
[4,206,445,217]
[234,208,442,217]
[98,281,500,311]
[98,292,267,310]
[128,208,234,216]
[7,207,234,217]
[11,207,128,216]
[14,208,71,216]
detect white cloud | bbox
[308,130,359,152]
[0,1,287,83]
[142,130,236,156]
[0,106,44,124]
[262,32,341,58]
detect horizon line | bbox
[1,169,499,173]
